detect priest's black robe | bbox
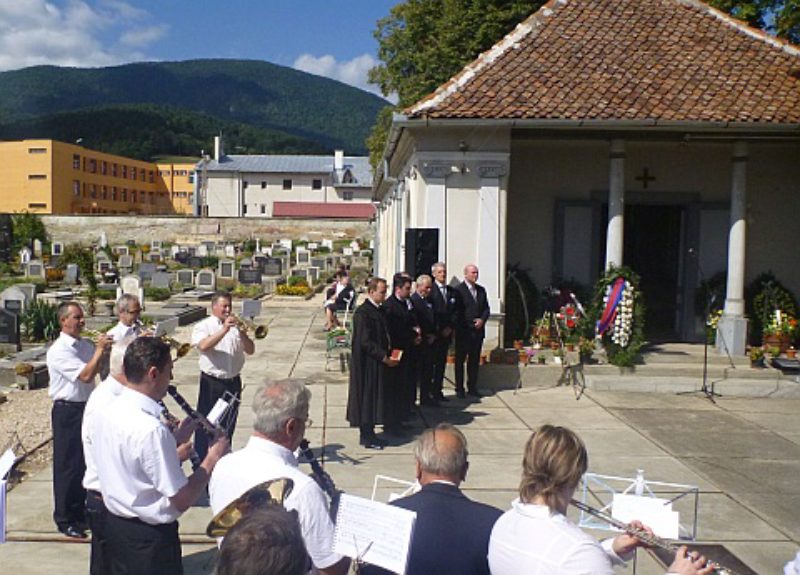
[346,300,390,426]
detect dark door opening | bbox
[623,204,684,341]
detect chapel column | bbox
[421,163,450,261]
[605,139,626,269]
[477,164,507,340]
[717,141,749,355]
[394,182,405,272]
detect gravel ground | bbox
[0,387,53,489]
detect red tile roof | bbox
[272,202,375,219]
[407,0,800,124]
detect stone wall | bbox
[42,215,374,245]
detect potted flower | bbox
[762,310,797,353]
[767,346,781,360]
[748,346,765,368]
[787,346,797,359]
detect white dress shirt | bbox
[210,436,342,570]
[94,387,187,525]
[106,321,141,342]
[46,332,96,402]
[488,499,628,575]
[191,315,245,378]
[81,375,125,491]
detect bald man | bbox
[454,265,490,398]
[363,424,501,575]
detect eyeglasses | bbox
[125,308,142,314]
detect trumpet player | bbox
[106,294,147,341]
[191,291,254,461]
[46,301,113,539]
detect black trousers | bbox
[431,334,451,396]
[106,513,182,575]
[195,372,241,461]
[416,342,435,401]
[51,400,86,529]
[87,490,110,575]
[455,330,484,393]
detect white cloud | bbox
[0,0,167,71]
[293,52,391,100]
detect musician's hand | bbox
[223,316,237,331]
[173,417,197,445]
[95,334,113,352]
[206,435,231,465]
[176,441,195,463]
[668,546,715,575]
[611,520,652,555]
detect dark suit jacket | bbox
[384,295,418,351]
[410,292,436,340]
[455,281,490,337]
[429,282,457,336]
[363,482,502,575]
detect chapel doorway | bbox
[623,204,685,341]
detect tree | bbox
[11,211,48,254]
[709,0,800,44]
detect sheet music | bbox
[0,449,15,480]
[333,493,416,574]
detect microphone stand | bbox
[678,249,722,403]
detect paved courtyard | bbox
[1,295,798,573]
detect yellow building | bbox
[156,162,197,215]
[0,140,196,215]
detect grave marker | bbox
[151,272,171,290]
[195,269,216,291]
[238,269,262,285]
[26,260,45,279]
[0,308,20,347]
[65,264,79,285]
[263,258,282,277]
[176,269,194,287]
[218,260,235,280]
[138,263,156,282]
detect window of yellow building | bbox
[28,174,47,180]
[73,154,80,169]
[73,180,80,196]
[28,147,47,154]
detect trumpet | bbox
[570,499,739,575]
[162,336,192,360]
[234,316,269,339]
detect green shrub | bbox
[287,276,308,288]
[20,300,60,342]
[144,287,171,301]
[231,284,263,298]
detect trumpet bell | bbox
[254,325,269,339]
[206,478,294,538]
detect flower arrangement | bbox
[762,310,798,338]
[588,266,645,368]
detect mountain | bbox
[0,59,389,158]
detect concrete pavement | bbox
[1,294,798,573]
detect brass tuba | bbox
[206,478,294,538]
[162,336,192,360]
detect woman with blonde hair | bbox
[488,425,713,575]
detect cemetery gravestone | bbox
[196,269,216,291]
[174,252,189,265]
[343,248,353,256]
[15,284,37,303]
[65,264,79,284]
[33,239,42,258]
[138,263,156,283]
[151,240,162,250]
[218,260,235,280]
[0,308,20,347]
[121,276,142,296]
[239,257,253,269]
[242,299,262,319]
[263,258,282,277]
[308,242,318,250]
[187,246,197,257]
[171,246,181,258]
[225,245,236,258]
[197,244,208,257]
[279,239,293,250]
[149,251,162,263]
[322,239,333,250]
[19,247,32,265]
[188,256,203,269]
[115,245,129,256]
[311,257,327,270]
[253,255,267,272]
[238,269,262,285]
[1,286,28,314]
[296,250,311,267]
[118,255,134,270]
[26,260,45,279]
[176,269,194,287]
[306,267,319,284]
[151,272,171,290]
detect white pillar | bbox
[605,139,626,269]
[373,206,382,277]
[476,165,506,314]
[394,183,405,272]
[717,141,749,355]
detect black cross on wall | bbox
[635,167,656,189]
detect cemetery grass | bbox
[0,388,52,490]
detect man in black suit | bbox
[346,277,399,449]
[429,262,456,402]
[362,424,501,575]
[454,264,490,398]
[410,275,438,406]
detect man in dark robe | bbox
[346,277,399,449]
[383,273,421,431]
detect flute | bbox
[166,385,223,440]
[299,439,341,518]
[570,499,738,575]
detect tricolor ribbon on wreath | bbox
[596,277,626,336]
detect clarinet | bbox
[166,385,222,440]
[158,400,202,469]
[299,439,341,518]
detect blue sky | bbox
[0,0,399,97]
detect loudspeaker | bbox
[404,228,439,279]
